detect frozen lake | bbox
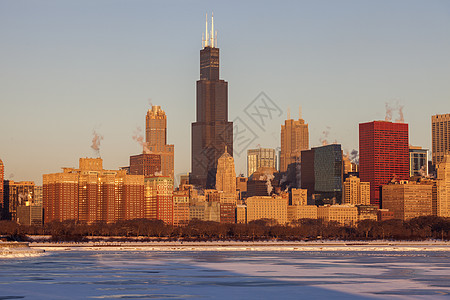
[1,248,449,299]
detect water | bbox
[1,249,449,299]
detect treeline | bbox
[0,216,449,242]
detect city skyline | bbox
[1,1,450,185]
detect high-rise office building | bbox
[247,148,276,177]
[145,105,174,178]
[409,146,428,177]
[300,149,315,196]
[0,159,3,218]
[43,158,144,224]
[191,15,233,188]
[2,180,35,221]
[432,113,450,166]
[314,144,343,195]
[16,205,43,226]
[436,154,450,217]
[4,180,35,219]
[382,181,433,220]
[216,147,236,195]
[280,112,309,172]
[34,186,43,206]
[144,176,174,225]
[300,144,343,199]
[359,121,409,206]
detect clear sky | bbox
[1,0,449,185]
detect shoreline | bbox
[28,240,450,252]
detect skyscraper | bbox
[144,176,174,225]
[409,146,428,177]
[436,154,450,217]
[382,181,433,220]
[43,158,144,224]
[314,144,343,196]
[359,121,409,207]
[191,14,233,188]
[280,111,309,172]
[342,175,370,205]
[216,147,236,195]
[247,148,276,177]
[432,113,450,166]
[145,105,174,178]
[2,180,35,221]
[300,144,343,199]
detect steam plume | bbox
[396,104,404,123]
[418,165,427,177]
[349,149,359,164]
[320,126,331,146]
[132,127,151,154]
[91,130,103,157]
[385,102,393,121]
[265,173,274,195]
[385,100,405,123]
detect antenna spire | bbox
[299,105,302,119]
[204,13,209,47]
[211,12,214,47]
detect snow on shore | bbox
[30,240,450,252]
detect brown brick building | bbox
[382,180,434,220]
[43,158,144,224]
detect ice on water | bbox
[1,247,449,299]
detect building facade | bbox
[359,121,409,206]
[409,146,428,177]
[173,190,189,226]
[342,176,370,205]
[0,159,3,218]
[436,154,450,217]
[246,196,288,225]
[129,153,161,177]
[247,148,276,177]
[317,205,359,226]
[301,149,315,196]
[432,113,450,166]
[191,16,233,188]
[382,181,434,220]
[16,205,43,226]
[144,176,174,225]
[43,158,144,224]
[280,117,309,172]
[215,148,236,194]
[314,144,343,195]
[287,205,318,223]
[145,105,175,178]
[2,180,35,221]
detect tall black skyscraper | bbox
[191,14,233,188]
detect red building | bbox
[359,121,409,207]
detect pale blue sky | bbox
[1,0,449,185]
